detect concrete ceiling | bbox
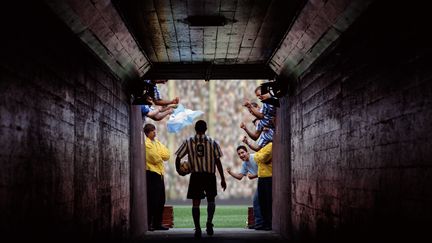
[114,0,303,65]
[45,0,374,81]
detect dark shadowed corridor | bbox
[138,228,283,243]
[1,1,431,243]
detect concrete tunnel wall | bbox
[273,1,432,242]
[0,3,139,241]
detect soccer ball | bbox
[179,160,191,175]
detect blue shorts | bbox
[141,105,154,116]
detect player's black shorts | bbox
[187,172,217,199]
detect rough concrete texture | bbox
[0,2,130,241]
[284,1,432,242]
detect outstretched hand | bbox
[243,98,251,108]
[172,97,180,104]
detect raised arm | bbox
[242,136,261,152]
[240,122,261,141]
[153,97,179,106]
[226,167,245,181]
[247,105,264,119]
[244,99,264,119]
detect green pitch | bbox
[173,205,249,228]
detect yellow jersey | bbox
[254,142,272,178]
[145,137,170,175]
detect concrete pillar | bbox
[129,106,147,238]
[272,94,292,238]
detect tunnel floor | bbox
[135,228,284,243]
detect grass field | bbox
[173,205,248,228]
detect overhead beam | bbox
[142,63,276,80]
[44,0,151,81]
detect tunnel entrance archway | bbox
[129,79,292,240]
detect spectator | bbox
[226,145,264,229]
[143,123,170,231]
[254,142,273,231]
[141,80,179,121]
[242,118,274,152]
[241,85,276,149]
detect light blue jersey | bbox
[239,154,258,176]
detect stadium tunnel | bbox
[1,1,431,242]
